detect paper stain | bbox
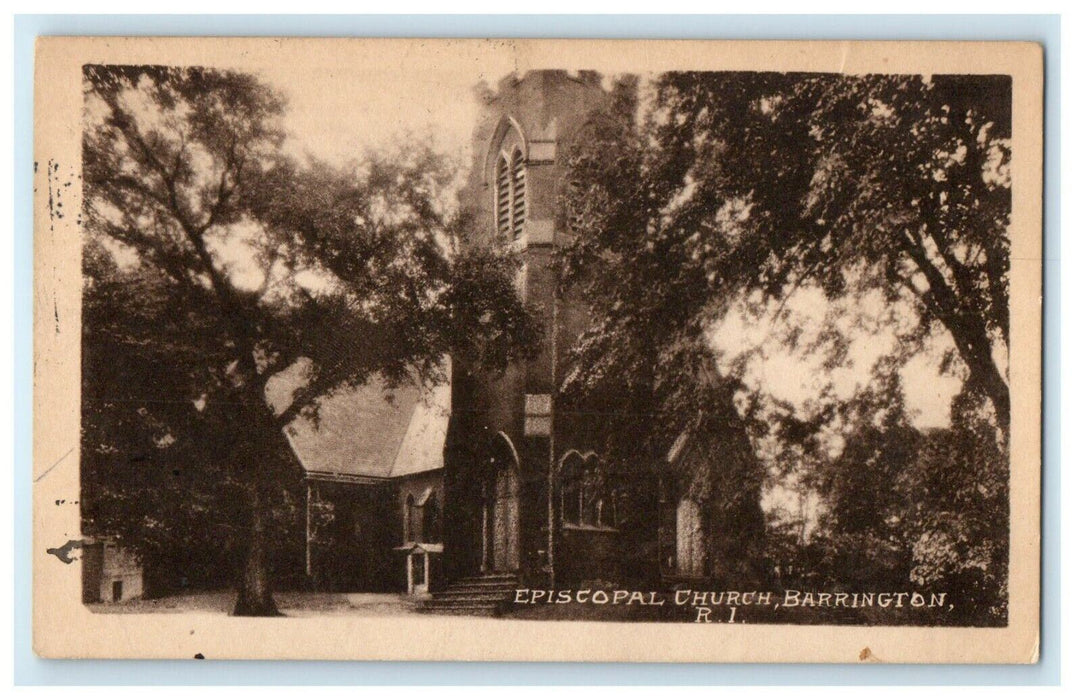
[42,158,78,335]
[858,646,883,663]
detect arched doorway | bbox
[481,433,520,573]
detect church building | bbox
[281,70,750,612]
[440,70,657,596]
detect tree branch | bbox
[272,366,351,430]
[899,227,1009,432]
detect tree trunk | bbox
[972,351,1011,438]
[935,304,1010,437]
[904,241,1011,437]
[227,384,301,617]
[232,485,281,617]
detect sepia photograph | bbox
[32,37,1044,662]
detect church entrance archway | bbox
[480,433,520,573]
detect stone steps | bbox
[436,579,518,588]
[430,591,511,603]
[419,573,520,617]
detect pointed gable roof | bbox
[268,362,450,483]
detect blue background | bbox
[13,13,1062,685]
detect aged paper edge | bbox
[32,37,1044,663]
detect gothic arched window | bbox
[496,155,512,237]
[495,147,527,240]
[559,451,617,529]
[510,148,527,237]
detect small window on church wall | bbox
[561,473,582,525]
[595,496,617,529]
[422,497,440,543]
[404,495,414,543]
[514,260,527,297]
[559,453,617,529]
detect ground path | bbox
[88,590,420,617]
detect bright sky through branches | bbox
[147,61,970,431]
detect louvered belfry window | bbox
[496,156,512,237]
[495,147,526,240]
[510,149,527,237]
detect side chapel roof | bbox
[267,362,450,484]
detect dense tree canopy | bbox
[562,71,1010,432]
[82,65,538,614]
[81,237,255,590]
[559,71,1012,623]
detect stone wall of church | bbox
[446,71,647,587]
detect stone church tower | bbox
[442,71,638,589]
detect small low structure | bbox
[275,370,449,595]
[658,406,768,586]
[394,542,444,596]
[81,538,144,603]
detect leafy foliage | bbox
[559,71,1011,623]
[82,65,538,613]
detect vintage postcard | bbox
[33,37,1043,662]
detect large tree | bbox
[81,236,255,594]
[82,65,537,615]
[559,72,1012,603]
[562,72,1010,432]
